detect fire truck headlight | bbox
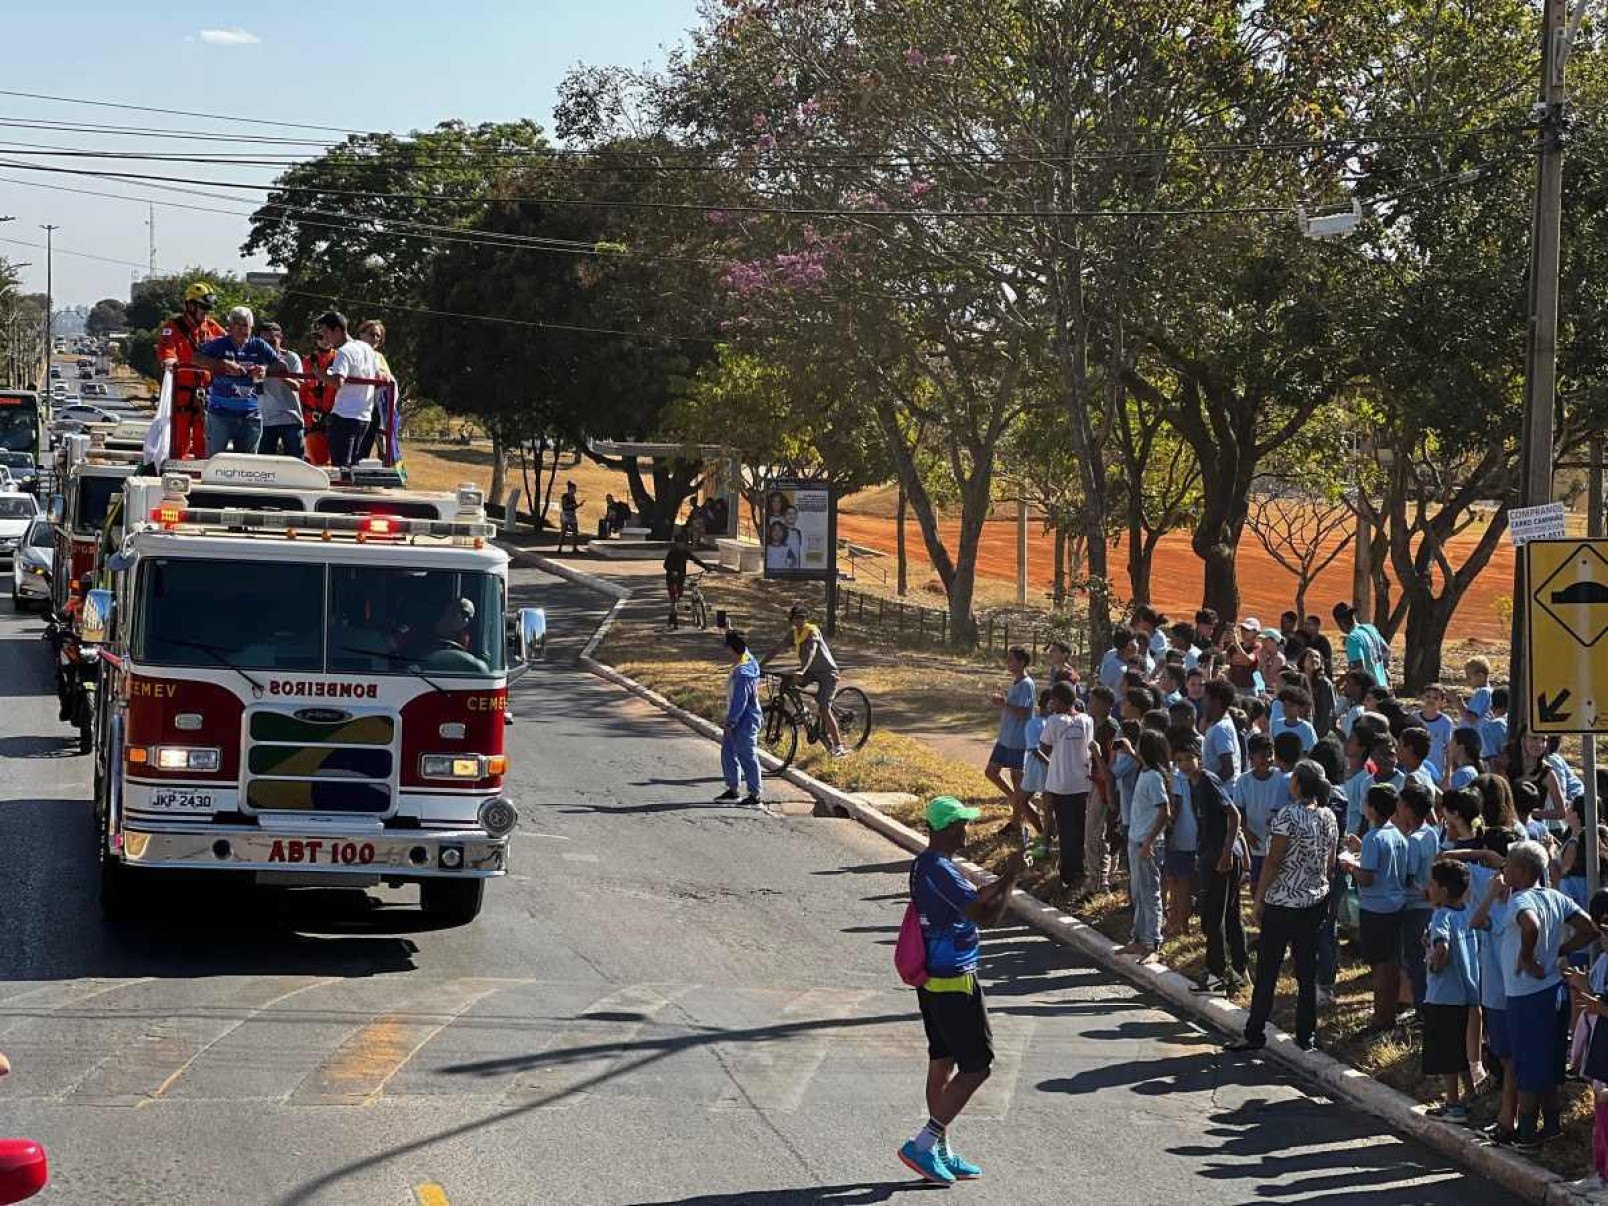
[421,754,486,780]
[154,745,221,771]
[479,798,518,838]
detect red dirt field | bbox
[836,511,1516,645]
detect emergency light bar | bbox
[144,506,495,542]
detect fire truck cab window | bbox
[73,476,122,536]
[328,566,503,678]
[133,558,325,672]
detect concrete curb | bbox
[525,550,1596,1206]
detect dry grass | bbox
[596,573,1597,1179]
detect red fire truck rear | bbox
[83,454,543,925]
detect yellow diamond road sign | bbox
[1526,539,1608,733]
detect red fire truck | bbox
[83,454,543,926]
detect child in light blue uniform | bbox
[1423,859,1480,1123]
[1016,690,1051,856]
[1234,732,1286,889]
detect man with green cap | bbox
[898,795,1027,1185]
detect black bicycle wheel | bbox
[760,703,800,771]
[692,596,708,630]
[831,687,873,751]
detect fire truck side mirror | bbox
[48,496,63,525]
[511,607,547,677]
[0,1138,48,1204]
[80,589,115,645]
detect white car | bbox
[11,516,51,610]
[53,404,118,425]
[0,492,41,571]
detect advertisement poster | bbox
[762,478,833,579]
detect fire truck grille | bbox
[245,709,395,814]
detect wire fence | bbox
[837,585,1089,664]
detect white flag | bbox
[143,369,173,466]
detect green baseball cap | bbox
[925,795,981,831]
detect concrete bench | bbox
[716,537,763,574]
[620,526,653,540]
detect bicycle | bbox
[684,571,709,630]
[759,671,873,771]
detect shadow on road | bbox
[623,1186,932,1205]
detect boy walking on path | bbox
[901,797,1027,1185]
[984,648,1035,800]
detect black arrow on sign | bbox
[1538,689,1574,724]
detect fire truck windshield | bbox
[132,558,506,678]
[73,475,123,536]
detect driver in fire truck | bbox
[156,282,226,460]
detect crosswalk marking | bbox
[503,982,689,1110]
[291,979,501,1106]
[0,978,156,1040]
[711,988,875,1114]
[64,976,341,1107]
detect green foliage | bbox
[242,120,550,385]
[85,298,127,337]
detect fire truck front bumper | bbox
[116,821,510,879]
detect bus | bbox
[0,392,45,466]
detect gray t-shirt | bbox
[260,348,304,428]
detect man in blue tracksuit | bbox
[717,629,764,806]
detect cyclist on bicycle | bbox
[764,604,849,757]
[663,524,716,630]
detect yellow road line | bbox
[414,1185,450,1206]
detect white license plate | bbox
[149,790,214,811]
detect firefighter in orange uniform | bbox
[156,282,225,460]
[300,324,337,466]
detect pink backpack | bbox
[894,875,930,988]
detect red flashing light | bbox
[363,516,397,536]
[151,504,185,526]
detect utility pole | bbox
[1588,435,1603,901]
[147,205,156,278]
[1511,0,1570,735]
[39,224,58,378]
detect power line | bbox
[0,171,725,265]
[0,88,365,135]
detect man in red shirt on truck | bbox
[156,282,225,460]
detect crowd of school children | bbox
[982,602,1608,1170]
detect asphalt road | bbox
[0,566,1521,1205]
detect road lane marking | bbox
[291,979,500,1106]
[140,977,341,1104]
[0,978,157,1040]
[413,1185,450,1206]
[61,978,341,1106]
[710,988,875,1114]
[503,982,689,1109]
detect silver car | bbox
[11,516,51,611]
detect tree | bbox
[243,120,551,385]
[85,298,127,337]
[1245,486,1355,622]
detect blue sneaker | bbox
[897,1140,955,1185]
[937,1144,981,1179]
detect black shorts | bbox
[666,570,685,600]
[1420,1003,1470,1076]
[1358,909,1404,966]
[916,981,994,1074]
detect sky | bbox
[0,0,701,306]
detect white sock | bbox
[911,1119,945,1153]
